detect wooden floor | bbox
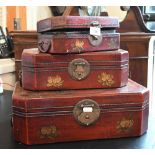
[0,90,155,149]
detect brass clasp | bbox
[68,58,90,81]
[73,99,100,126]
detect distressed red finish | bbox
[37,16,120,53]
[22,48,128,90]
[12,80,149,145]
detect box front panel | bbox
[13,106,149,145]
[38,33,120,54]
[22,66,128,90]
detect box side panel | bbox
[140,106,149,135]
[22,68,36,90]
[12,115,29,144]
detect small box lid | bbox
[37,16,119,33]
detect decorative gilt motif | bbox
[117,117,134,132]
[98,72,114,86]
[71,40,84,52]
[47,75,64,88]
[40,125,58,138]
[108,38,118,49]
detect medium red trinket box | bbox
[21,48,128,90]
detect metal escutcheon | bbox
[38,38,51,53]
[68,58,90,81]
[73,99,100,126]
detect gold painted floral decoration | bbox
[40,125,58,138]
[117,118,134,132]
[71,40,84,52]
[98,72,114,86]
[47,75,64,88]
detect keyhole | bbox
[85,115,90,119]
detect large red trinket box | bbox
[12,79,149,145]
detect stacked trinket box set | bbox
[12,16,149,145]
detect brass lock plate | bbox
[73,99,100,126]
[88,35,102,46]
[38,38,51,53]
[68,58,90,81]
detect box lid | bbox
[12,80,149,116]
[22,48,128,69]
[37,16,119,33]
